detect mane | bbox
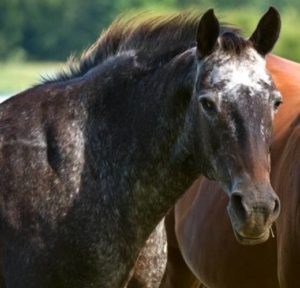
[43,11,243,84]
[219,32,249,55]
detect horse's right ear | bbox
[249,7,281,56]
[196,9,220,58]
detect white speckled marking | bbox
[209,48,272,99]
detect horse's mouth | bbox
[233,229,270,245]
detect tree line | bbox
[1,0,300,61]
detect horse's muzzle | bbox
[227,184,280,245]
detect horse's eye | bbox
[274,99,283,111]
[199,97,217,113]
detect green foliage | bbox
[17,0,120,60]
[0,0,24,59]
[0,0,300,62]
[272,8,300,62]
[219,6,300,62]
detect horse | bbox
[159,54,300,288]
[0,8,282,287]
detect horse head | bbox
[191,8,281,244]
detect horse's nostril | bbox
[231,192,248,221]
[273,197,280,215]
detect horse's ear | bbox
[196,9,220,58]
[249,7,281,56]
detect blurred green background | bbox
[1,0,299,97]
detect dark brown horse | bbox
[160,54,300,288]
[0,8,281,288]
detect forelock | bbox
[219,32,250,55]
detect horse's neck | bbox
[85,51,198,242]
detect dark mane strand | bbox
[42,11,241,84]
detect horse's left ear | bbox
[249,7,281,56]
[197,9,220,58]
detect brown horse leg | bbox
[160,208,201,288]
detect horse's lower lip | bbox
[233,229,269,245]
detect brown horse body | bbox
[271,56,300,287]
[160,54,300,288]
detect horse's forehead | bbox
[208,50,273,95]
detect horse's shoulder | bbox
[286,116,300,156]
[274,114,300,181]
[288,112,300,130]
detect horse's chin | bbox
[233,229,270,245]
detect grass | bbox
[0,61,63,95]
